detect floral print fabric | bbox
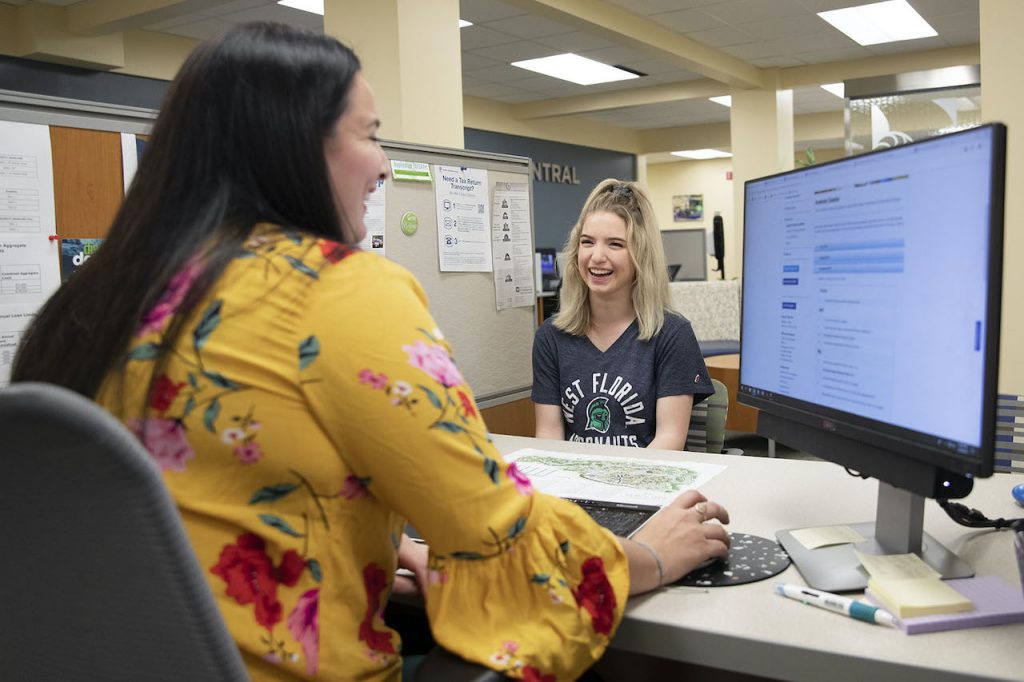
[96,224,628,681]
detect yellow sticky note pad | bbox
[855,550,941,580]
[789,525,866,550]
[867,576,974,618]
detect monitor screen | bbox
[539,251,556,275]
[739,124,1005,591]
[661,229,708,281]
[740,124,1003,476]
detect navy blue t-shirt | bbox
[531,312,713,447]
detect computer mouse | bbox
[1012,483,1024,507]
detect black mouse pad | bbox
[673,533,790,587]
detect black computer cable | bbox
[936,498,1024,532]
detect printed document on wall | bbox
[491,181,534,310]
[0,121,60,320]
[434,165,492,272]
[0,303,35,385]
[356,177,386,257]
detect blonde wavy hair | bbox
[553,179,670,340]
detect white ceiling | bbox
[1,0,981,150]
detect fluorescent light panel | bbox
[671,149,732,160]
[818,0,937,46]
[709,95,732,107]
[459,19,473,28]
[511,53,639,85]
[821,82,845,98]
[278,0,323,14]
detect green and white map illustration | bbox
[506,448,725,506]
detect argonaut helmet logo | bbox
[585,396,611,433]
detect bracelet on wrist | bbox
[633,539,665,588]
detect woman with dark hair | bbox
[13,23,729,681]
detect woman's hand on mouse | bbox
[627,490,730,593]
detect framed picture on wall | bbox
[672,194,704,221]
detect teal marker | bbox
[776,583,898,627]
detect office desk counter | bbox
[492,435,1024,682]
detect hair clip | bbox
[611,184,632,198]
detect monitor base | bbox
[777,521,974,593]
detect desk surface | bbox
[492,435,1024,682]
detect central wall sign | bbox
[531,161,580,184]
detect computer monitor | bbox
[739,123,1006,592]
[536,248,559,292]
[661,228,708,281]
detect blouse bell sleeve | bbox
[300,253,629,681]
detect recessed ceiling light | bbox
[278,0,323,14]
[821,82,845,98]
[511,53,640,85]
[709,96,732,107]
[459,19,473,28]
[818,0,937,46]
[671,149,733,160]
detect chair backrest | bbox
[0,382,248,682]
[683,378,729,454]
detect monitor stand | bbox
[776,481,974,592]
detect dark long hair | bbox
[12,22,361,399]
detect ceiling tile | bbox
[911,0,980,17]
[702,0,808,24]
[735,13,828,41]
[165,18,235,41]
[460,52,503,71]
[485,13,574,40]
[459,25,522,50]
[467,40,559,63]
[606,0,723,16]
[580,45,657,66]
[532,31,616,53]
[194,0,271,18]
[462,63,535,84]
[459,0,526,24]
[648,8,724,33]
[685,25,755,48]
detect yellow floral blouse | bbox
[96,225,629,681]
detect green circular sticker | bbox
[400,211,418,236]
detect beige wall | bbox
[645,158,731,278]
[980,1,1023,393]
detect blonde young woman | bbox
[533,179,715,449]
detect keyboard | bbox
[566,498,659,537]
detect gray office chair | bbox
[0,382,249,682]
[684,377,730,454]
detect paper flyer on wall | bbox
[0,303,36,385]
[491,181,534,310]
[0,121,61,318]
[434,165,492,272]
[60,238,104,282]
[356,177,386,256]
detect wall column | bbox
[729,87,793,277]
[980,0,1023,392]
[323,0,463,148]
